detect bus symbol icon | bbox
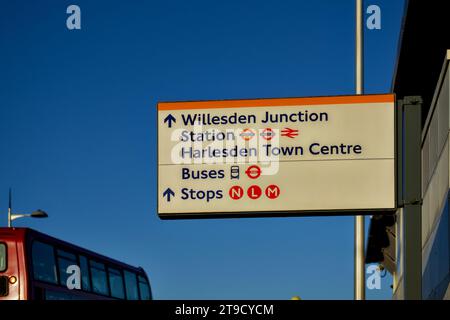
[230,166,240,179]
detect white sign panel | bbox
[157,94,396,218]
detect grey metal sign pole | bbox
[401,97,422,299]
[354,0,365,300]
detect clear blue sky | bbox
[0,0,405,299]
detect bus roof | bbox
[0,227,147,275]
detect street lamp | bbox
[7,189,48,227]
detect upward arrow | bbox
[163,188,175,202]
[164,114,176,128]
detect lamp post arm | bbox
[10,213,32,222]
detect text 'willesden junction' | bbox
[157,94,396,219]
[179,110,329,125]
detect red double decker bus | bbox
[0,227,152,300]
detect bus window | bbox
[138,275,151,300]
[79,255,91,292]
[56,249,77,287]
[108,267,125,299]
[32,241,57,284]
[0,243,6,272]
[45,289,80,300]
[124,270,139,300]
[90,260,109,296]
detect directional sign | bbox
[157,94,396,219]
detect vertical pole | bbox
[8,188,12,228]
[354,0,365,300]
[402,97,422,300]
